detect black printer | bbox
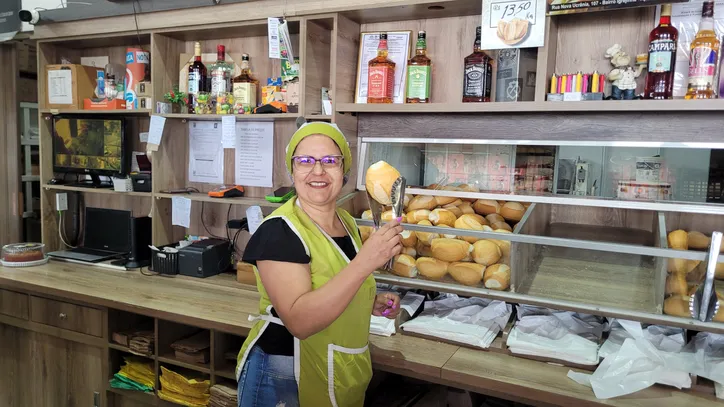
[177,238,231,278]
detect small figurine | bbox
[604,44,646,100]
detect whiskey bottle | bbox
[232,54,259,113]
[406,31,432,103]
[645,4,678,99]
[462,27,493,103]
[209,45,233,99]
[187,41,208,113]
[367,33,396,103]
[685,1,720,99]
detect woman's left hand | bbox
[373,292,400,319]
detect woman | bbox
[236,122,404,407]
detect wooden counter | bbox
[0,261,720,407]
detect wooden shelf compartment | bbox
[512,203,664,314]
[41,109,152,115]
[155,192,280,207]
[157,320,211,374]
[212,331,244,381]
[106,385,158,406]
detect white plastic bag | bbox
[684,332,724,396]
[369,291,425,337]
[400,296,512,349]
[598,319,685,359]
[568,320,693,399]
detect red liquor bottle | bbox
[645,4,678,99]
[367,33,396,103]
[187,41,208,113]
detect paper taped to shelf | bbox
[567,319,692,399]
[400,296,511,349]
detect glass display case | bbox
[355,138,724,334]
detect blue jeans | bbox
[237,346,299,407]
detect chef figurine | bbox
[604,44,646,100]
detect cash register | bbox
[178,238,231,278]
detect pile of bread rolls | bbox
[362,162,529,291]
[664,229,724,320]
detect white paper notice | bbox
[221,115,237,149]
[188,121,224,184]
[268,17,281,59]
[481,0,546,49]
[171,197,192,228]
[47,69,73,105]
[139,132,149,143]
[356,32,411,104]
[246,206,264,234]
[235,121,274,187]
[147,115,166,147]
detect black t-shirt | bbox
[242,217,358,356]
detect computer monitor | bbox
[52,115,129,187]
[84,207,132,253]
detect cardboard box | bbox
[17,41,37,73]
[83,98,126,110]
[46,64,101,109]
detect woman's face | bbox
[292,135,344,207]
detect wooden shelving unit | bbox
[156,113,300,120]
[44,184,153,197]
[154,192,281,208]
[40,109,152,115]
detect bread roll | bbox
[483,264,511,291]
[431,238,473,262]
[457,184,479,202]
[408,195,438,211]
[448,262,485,286]
[717,263,724,280]
[401,246,417,257]
[490,229,512,257]
[415,220,440,245]
[416,257,449,280]
[459,202,475,215]
[491,221,513,232]
[668,230,688,250]
[437,225,458,239]
[666,273,688,296]
[473,199,501,215]
[360,226,373,243]
[400,230,417,247]
[381,210,394,222]
[688,231,710,250]
[663,295,690,317]
[406,209,430,224]
[429,208,457,227]
[442,203,463,218]
[486,213,505,224]
[366,161,401,205]
[392,254,418,278]
[668,258,701,274]
[403,194,412,209]
[416,241,433,257]
[500,202,525,222]
[455,214,486,244]
[472,240,502,266]
[434,195,458,206]
[362,210,372,220]
[427,183,439,190]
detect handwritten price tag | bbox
[489,0,537,27]
[481,0,545,49]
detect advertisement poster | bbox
[481,0,547,50]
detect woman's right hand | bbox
[355,219,403,273]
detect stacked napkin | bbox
[109,356,155,392]
[158,366,210,407]
[209,383,238,407]
[128,331,155,357]
[171,331,211,364]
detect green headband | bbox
[285,122,353,179]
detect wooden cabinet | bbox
[30,296,104,337]
[0,323,104,407]
[0,289,29,319]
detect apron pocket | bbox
[327,343,372,407]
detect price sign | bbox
[490,0,536,27]
[481,0,546,50]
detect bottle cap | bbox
[379,32,388,39]
[242,53,250,60]
[703,1,714,17]
[217,45,225,53]
[418,31,426,38]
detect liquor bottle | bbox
[462,27,493,103]
[367,33,395,103]
[644,4,678,99]
[685,1,720,99]
[187,41,207,113]
[406,31,432,103]
[209,45,233,99]
[232,53,259,113]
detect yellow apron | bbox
[236,198,376,407]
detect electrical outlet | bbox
[56,192,68,211]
